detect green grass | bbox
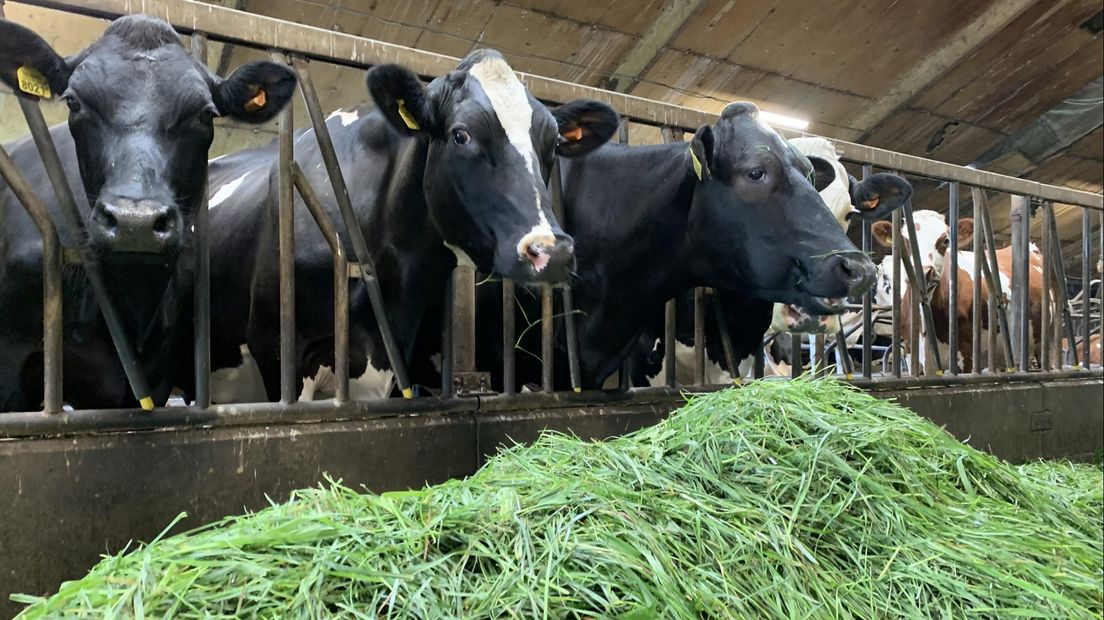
[15,379,1104,618]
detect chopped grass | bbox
[15,379,1104,618]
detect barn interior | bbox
[1,0,1101,269]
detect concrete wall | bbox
[0,375,1100,618]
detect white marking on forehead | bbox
[209,170,254,210]
[468,56,546,229]
[326,108,360,127]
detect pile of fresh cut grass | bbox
[16,379,1104,619]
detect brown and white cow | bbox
[871,209,1048,373]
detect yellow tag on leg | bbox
[396,98,420,131]
[17,66,52,99]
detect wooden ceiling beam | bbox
[603,0,706,93]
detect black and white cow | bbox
[0,16,295,412]
[468,102,878,390]
[629,136,913,385]
[192,49,618,402]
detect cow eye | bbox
[452,129,471,146]
[62,94,81,114]
[747,168,766,181]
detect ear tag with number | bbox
[397,98,420,131]
[244,88,267,113]
[17,66,52,99]
[561,126,583,142]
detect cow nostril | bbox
[152,212,174,235]
[526,244,541,259]
[96,208,118,233]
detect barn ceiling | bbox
[1,0,1101,267]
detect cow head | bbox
[787,136,912,225]
[871,209,973,283]
[0,16,295,263]
[367,50,618,283]
[685,102,876,314]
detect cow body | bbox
[194,50,618,402]
[0,15,294,411]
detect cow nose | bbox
[518,230,574,281]
[90,199,182,254]
[830,254,876,295]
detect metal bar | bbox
[14,0,1104,210]
[191,32,211,409]
[440,277,453,396]
[273,52,296,405]
[861,164,873,379]
[292,56,413,397]
[814,333,827,376]
[541,284,554,393]
[1083,206,1092,367]
[1010,196,1030,371]
[900,197,943,374]
[974,188,1016,371]
[1041,203,1051,371]
[834,329,854,377]
[0,144,63,413]
[1043,203,1078,367]
[501,279,516,395]
[790,332,802,378]
[664,299,677,388]
[947,181,959,375]
[891,207,903,377]
[451,265,477,376]
[693,288,706,385]
[710,294,739,382]
[909,272,921,375]
[616,118,631,391]
[753,343,765,379]
[971,185,983,373]
[16,97,155,409]
[549,158,581,393]
[291,163,349,403]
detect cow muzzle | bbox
[517,229,574,282]
[90,199,183,254]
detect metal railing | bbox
[0,0,1100,439]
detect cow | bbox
[0,15,295,412]
[870,209,1048,373]
[467,102,880,391]
[191,49,619,402]
[629,136,912,386]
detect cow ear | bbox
[806,156,836,192]
[956,218,975,249]
[0,20,72,100]
[552,99,619,157]
[849,173,912,218]
[215,61,297,124]
[871,221,894,247]
[366,64,434,136]
[687,125,714,182]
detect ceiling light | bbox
[760,110,810,131]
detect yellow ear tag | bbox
[689,147,703,181]
[244,88,267,113]
[17,66,52,99]
[397,98,420,131]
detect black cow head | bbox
[367,49,618,283]
[685,102,876,314]
[0,15,295,263]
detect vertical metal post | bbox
[664,300,677,387]
[1010,196,1030,371]
[1040,203,1051,371]
[947,182,959,375]
[617,119,631,390]
[291,164,348,403]
[550,157,582,393]
[273,51,296,404]
[16,97,154,409]
[693,287,706,384]
[753,343,765,379]
[891,207,903,377]
[451,265,477,381]
[292,56,412,397]
[861,166,873,379]
[541,284,554,392]
[834,329,854,377]
[971,186,983,372]
[975,188,1016,370]
[789,332,802,378]
[1042,204,1078,367]
[0,146,62,413]
[191,33,211,409]
[813,333,826,376]
[900,196,943,373]
[909,274,921,375]
[1082,206,1092,367]
[440,277,453,395]
[710,295,740,382]
[501,279,516,394]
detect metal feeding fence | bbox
[0,0,1101,439]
